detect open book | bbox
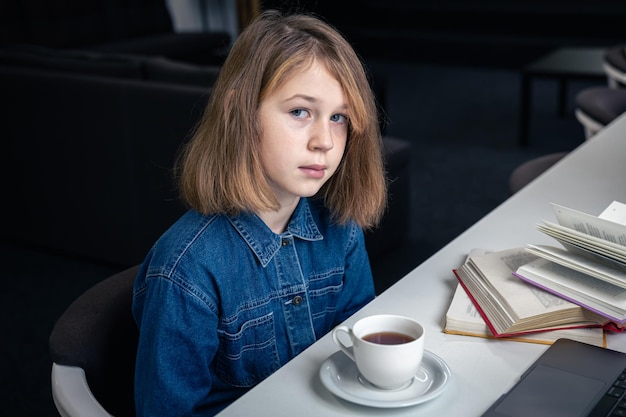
[514,258,626,326]
[514,201,626,327]
[452,247,614,337]
[444,283,606,347]
[537,201,626,268]
[535,201,626,269]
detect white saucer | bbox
[319,350,452,408]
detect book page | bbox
[550,202,626,246]
[526,244,626,288]
[515,258,626,323]
[444,283,606,347]
[537,221,626,262]
[469,248,577,317]
[455,248,601,335]
[599,201,626,225]
[445,284,490,332]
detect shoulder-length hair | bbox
[176,10,387,229]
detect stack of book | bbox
[446,201,626,347]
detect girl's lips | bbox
[300,165,326,179]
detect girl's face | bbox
[258,60,348,207]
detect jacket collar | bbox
[228,199,324,267]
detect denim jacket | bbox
[132,198,375,416]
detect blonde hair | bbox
[176,10,387,229]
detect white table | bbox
[217,114,626,417]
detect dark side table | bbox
[519,47,606,147]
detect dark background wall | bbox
[262,0,626,66]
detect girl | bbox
[132,10,387,416]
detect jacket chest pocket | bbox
[215,312,280,387]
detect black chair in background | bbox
[49,265,140,417]
[575,43,626,139]
[574,87,626,139]
[603,43,626,89]
[508,152,568,194]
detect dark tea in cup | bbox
[362,331,415,345]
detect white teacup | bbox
[332,314,425,390]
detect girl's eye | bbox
[291,109,309,119]
[331,114,348,124]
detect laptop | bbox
[482,338,626,417]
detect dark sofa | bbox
[1,45,411,267]
[1,0,232,66]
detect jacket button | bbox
[292,295,303,306]
[281,238,289,246]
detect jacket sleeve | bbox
[332,223,376,325]
[133,273,220,416]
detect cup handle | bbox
[332,325,356,362]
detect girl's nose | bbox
[309,121,334,151]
